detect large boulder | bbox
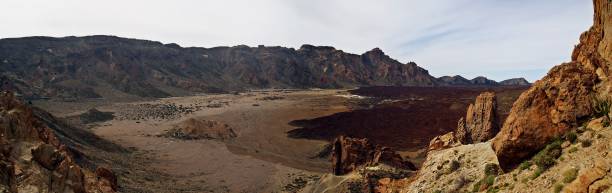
[331,136,416,175]
[31,143,65,170]
[492,0,610,171]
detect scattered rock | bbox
[158,118,237,140]
[79,108,114,124]
[563,159,610,193]
[331,136,416,176]
[428,132,459,151]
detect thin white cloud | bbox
[0,0,593,81]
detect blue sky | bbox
[0,0,594,82]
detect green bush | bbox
[533,139,562,170]
[484,175,495,186]
[565,132,578,143]
[531,167,543,179]
[519,161,532,171]
[554,184,564,193]
[592,97,611,119]
[568,147,578,153]
[472,175,496,192]
[563,168,579,183]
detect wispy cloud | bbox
[0,0,593,81]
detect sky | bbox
[0,0,594,82]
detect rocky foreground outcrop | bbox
[456,92,499,144]
[428,92,499,151]
[0,92,117,193]
[331,136,416,175]
[492,0,611,171]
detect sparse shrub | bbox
[554,184,564,193]
[592,97,611,119]
[486,187,500,193]
[563,168,579,183]
[568,147,578,153]
[448,160,460,173]
[581,139,592,147]
[484,175,495,187]
[472,181,482,192]
[519,161,532,171]
[473,175,496,192]
[565,132,578,143]
[531,168,543,179]
[484,163,500,176]
[433,190,442,193]
[533,139,562,170]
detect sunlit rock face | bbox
[492,0,611,171]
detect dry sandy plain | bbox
[35,89,352,193]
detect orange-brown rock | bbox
[430,91,498,152]
[456,92,499,144]
[0,92,117,193]
[31,144,65,170]
[427,132,459,151]
[96,167,118,192]
[331,136,416,175]
[492,0,610,171]
[563,159,610,193]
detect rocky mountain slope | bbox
[0,37,438,99]
[0,91,121,193]
[0,36,528,100]
[302,0,611,192]
[437,76,530,87]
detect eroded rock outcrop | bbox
[0,92,117,193]
[428,92,499,152]
[331,136,416,175]
[456,92,499,144]
[492,0,610,171]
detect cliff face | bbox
[331,136,416,176]
[0,92,118,193]
[0,37,437,99]
[456,92,499,144]
[492,0,611,171]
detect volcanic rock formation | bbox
[455,92,499,144]
[0,37,438,99]
[492,0,611,171]
[427,92,499,152]
[499,78,531,86]
[331,136,416,175]
[0,92,117,193]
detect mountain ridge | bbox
[0,35,528,99]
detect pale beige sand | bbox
[75,89,350,192]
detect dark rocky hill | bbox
[499,77,531,86]
[0,36,439,99]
